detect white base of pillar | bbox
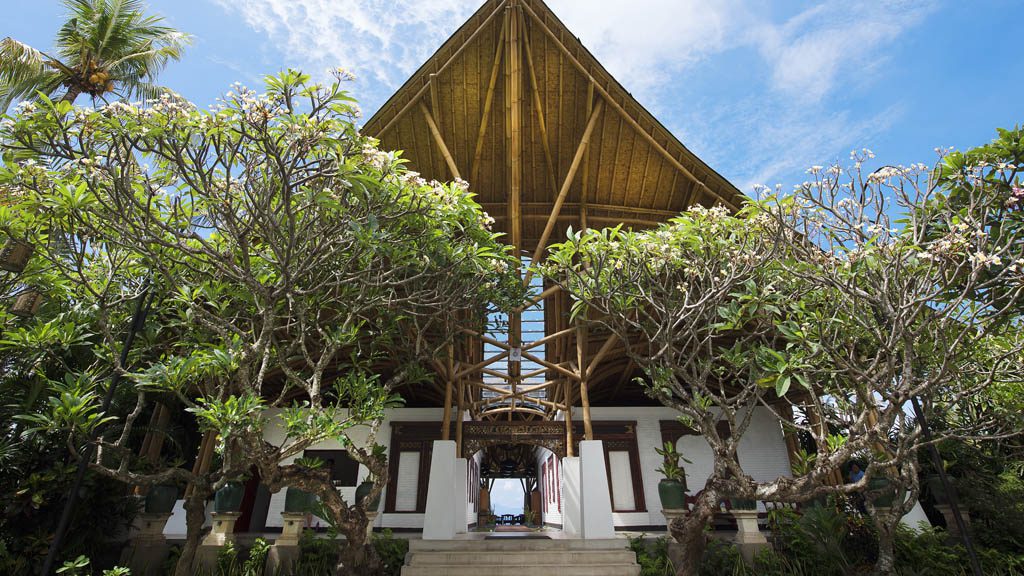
[579,440,615,539]
[423,440,457,540]
[275,512,307,546]
[455,458,469,534]
[561,456,581,537]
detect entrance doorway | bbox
[474,442,559,532]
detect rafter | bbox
[419,100,461,180]
[376,0,509,138]
[524,98,604,284]
[519,0,739,211]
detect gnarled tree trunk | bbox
[174,489,211,576]
[669,487,719,576]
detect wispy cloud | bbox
[211,0,477,102]
[214,0,937,191]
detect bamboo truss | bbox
[363,0,745,427]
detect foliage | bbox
[629,535,675,576]
[0,0,190,109]
[655,440,691,483]
[543,144,1024,574]
[1,69,521,575]
[371,530,409,576]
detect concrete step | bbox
[401,564,641,576]
[408,538,633,552]
[406,550,637,565]
[401,538,641,576]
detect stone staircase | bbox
[401,537,642,576]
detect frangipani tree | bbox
[1,70,521,575]
[543,151,1023,576]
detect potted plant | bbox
[355,475,382,511]
[655,440,691,510]
[730,498,757,510]
[284,487,318,513]
[214,481,245,513]
[144,484,180,515]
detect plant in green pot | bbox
[144,484,180,515]
[655,440,691,510]
[284,487,318,514]
[355,475,382,512]
[213,481,245,513]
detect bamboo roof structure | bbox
[364,0,745,425]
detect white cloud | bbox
[750,0,936,103]
[215,0,937,191]
[547,0,746,101]
[212,0,476,101]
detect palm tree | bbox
[0,0,190,110]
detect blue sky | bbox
[4,0,1022,193]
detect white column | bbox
[455,457,469,534]
[579,440,615,539]
[423,440,457,540]
[561,456,581,537]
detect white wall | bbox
[578,406,792,528]
[251,405,792,532]
[261,407,444,530]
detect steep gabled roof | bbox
[364,0,744,256]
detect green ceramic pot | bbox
[731,498,757,511]
[355,480,382,511]
[213,482,245,513]
[658,479,687,510]
[925,474,954,505]
[868,476,903,507]
[284,487,317,513]
[144,484,179,514]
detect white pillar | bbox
[561,456,581,537]
[423,440,457,540]
[455,457,469,534]
[579,440,615,539]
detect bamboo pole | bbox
[524,99,604,284]
[471,14,507,184]
[419,100,461,180]
[376,1,509,138]
[518,1,740,211]
[442,344,454,440]
[565,377,575,457]
[576,324,594,440]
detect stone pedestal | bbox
[366,511,380,538]
[202,511,241,546]
[661,509,687,542]
[121,513,172,576]
[195,511,242,571]
[267,512,306,575]
[935,504,971,539]
[730,509,768,563]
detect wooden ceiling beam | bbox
[519,0,739,211]
[586,333,620,379]
[521,8,558,203]
[376,0,509,138]
[470,12,507,185]
[523,98,604,284]
[419,100,461,180]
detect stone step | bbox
[407,550,637,565]
[401,564,641,576]
[401,538,641,576]
[408,538,632,552]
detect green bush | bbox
[628,535,675,576]
[371,530,408,576]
